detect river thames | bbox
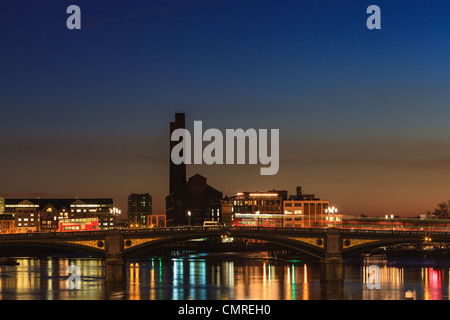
[0,252,449,300]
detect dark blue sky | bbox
[2,0,450,216]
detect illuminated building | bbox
[68,199,115,229]
[283,200,334,227]
[0,214,15,234]
[40,203,69,232]
[128,193,152,228]
[283,187,339,227]
[148,213,166,228]
[231,190,287,227]
[4,199,40,233]
[0,197,4,214]
[221,196,233,226]
[231,187,339,227]
[4,198,115,232]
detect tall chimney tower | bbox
[169,113,187,194]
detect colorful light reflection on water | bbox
[1,255,450,299]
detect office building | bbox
[221,196,233,226]
[283,186,339,227]
[230,190,287,227]
[4,198,115,232]
[231,186,337,227]
[128,193,152,228]
[0,214,15,234]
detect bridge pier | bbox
[105,255,125,283]
[104,230,126,298]
[104,254,126,298]
[320,228,344,299]
[320,254,344,284]
[320,255,344,299]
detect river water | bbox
[0,252,449,300]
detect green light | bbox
[291,264,296,299]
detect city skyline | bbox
[2,0,450,217]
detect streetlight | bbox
[385,214,394,230]
[187,210,191,227]
[110,207,121,229]
[284,210,288,227]
[326,206,338,214]
[256,211,260,228]
[325,206,338,227]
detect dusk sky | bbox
[2,0,450,217]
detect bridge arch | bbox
[0,240,105,258]
[342,236,432,257]
[122,228,326,260]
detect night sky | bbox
[2,0,450,217]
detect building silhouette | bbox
[165,113,222,226]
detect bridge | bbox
[0,226,448,286]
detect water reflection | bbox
[344,257,450,300]
[0,257,104,300]
[127,255,450,300]
[1,255,450,299]
[126,255,322,300]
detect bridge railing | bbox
[0,230,107,239]
[119,225,328,235]
[2,226,450,239]
[339,228,450,236]
[230,226,327,234]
